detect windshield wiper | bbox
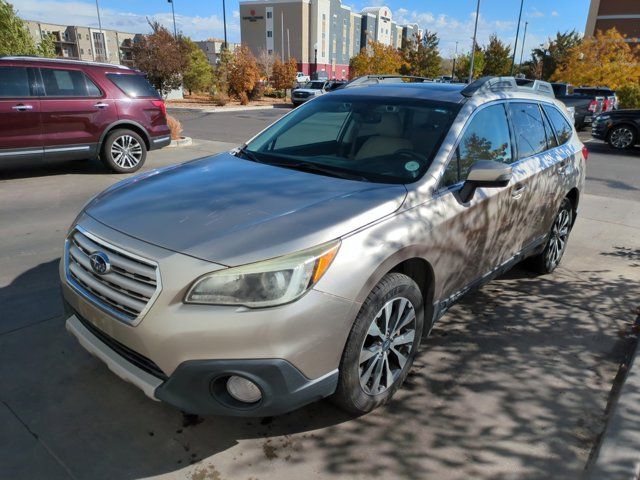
[235,145,261,163]
[268,159,369,182]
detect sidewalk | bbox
[167,104,291,114]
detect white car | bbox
[295,72,310,85]
[291,80,328,106]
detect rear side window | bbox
[40,68,102,97]
[442,103,513,187]
[543,105,572,145]
[0,66,31,97]
[507,103,548,160]
[107,74,159,98]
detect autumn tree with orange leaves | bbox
[349,41,404,78]
[552,28,640,90]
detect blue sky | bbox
[16,0,590,59]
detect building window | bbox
[80,48,84,55]
[266,11,272,18]
[268,49,273,54]
[267,30,273,38]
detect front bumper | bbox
[591,118,610,140]
[66,310,339,416]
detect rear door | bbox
[0,65,43,163]
[38,67,117,161]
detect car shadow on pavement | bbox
[0,261,638,480]
[0,158,108,181]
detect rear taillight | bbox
[588,100,598,113]
[582,146,589,161]
[151,99,167,118]
[602,98,609,111]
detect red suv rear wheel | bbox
[100,129,147,173]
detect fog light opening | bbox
[226,375,262,404]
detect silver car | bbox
[61,77,586,416]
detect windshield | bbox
[241,95,459,184]
[304,81,325,90]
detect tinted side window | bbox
[40,68,101,97]
[107,74,160,98]
[442,104,513,187]
[543,105,572,145]
[508,103,547,159]
[0,66,31,97]
[541,109,558,149]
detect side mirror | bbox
[458,160,512,203]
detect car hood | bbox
[85,152,407,265]
[294,89,320,94]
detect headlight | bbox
[185,240,340,307]
[597,115,611,121]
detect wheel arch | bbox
[99,120,151,151]
[565,187,580,227]
[607,122,638,143]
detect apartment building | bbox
[196,39,241,65]
[240,0,420,79]
[585,0,640,45]
[25,20,140,66]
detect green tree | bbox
[454,46,485,81]
[617,84,640,109]
[482,34,511,76]
[0,0,55,56]
[400,31,441,78]
[530,30,582,80]
[182,38,214,95]
[132,21,189,97]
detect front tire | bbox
[608,125,636,150]
[332,273,424,415]
[100,129,147,173]
[525,197,573,274]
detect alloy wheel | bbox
[111,135,143,169]
[610,127,634,149]
[546,207,571,270]
[359,297,416,395]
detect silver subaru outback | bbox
[61,77,586,416]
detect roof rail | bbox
[343,74,432,88]
[461,76,555,99]
[0,56,131,70]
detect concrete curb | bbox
[167,136,193,148]
[167,104,292,114]
[586,317,640,479]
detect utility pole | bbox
[168,0,177,37]
[451,41,458,80]
[222,0,228,50]
[468,0,480,83]
[510,0,524,74]
[518,21,528,74]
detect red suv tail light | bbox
[151,99,167,119]
[582,146,589,161]
[588,100,598,113]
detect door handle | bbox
[12,104,33,111]
[94,102,109,109]
[512,183,527,198]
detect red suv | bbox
[0,57,171,173]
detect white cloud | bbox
[15,0,239,41]
[551,10,559,17]
[527,8,545,19]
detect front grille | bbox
[65,228,161,325]
[76,313,167,380]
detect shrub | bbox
[238,91,249,105]
[617,84,640,109]
[211,93,229,106]
[248,82,265,101]
[166,114,183,140]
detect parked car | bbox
[0,56,171,173]
[551,82,614,131]
[62,77,585,417]
[592,109,640,150]
[325,80,347,91]
[295,72,310,85]
[312,70,329,81]
[291,80,328,106]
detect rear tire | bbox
[100,129,147,173]
[607,125,637,150]
[332,273,424,415]
[525,197,573,274]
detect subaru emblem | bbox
[89,252,111,275]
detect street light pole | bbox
[168,0,177,38]
[468,0,480,83]
[222,0,228,50]
[510,0,524,74]
[518,21,528,74]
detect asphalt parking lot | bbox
[1,111,639,480]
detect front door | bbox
[0,65,43,164]
[429,102,518,301]
[38,67,117,161]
